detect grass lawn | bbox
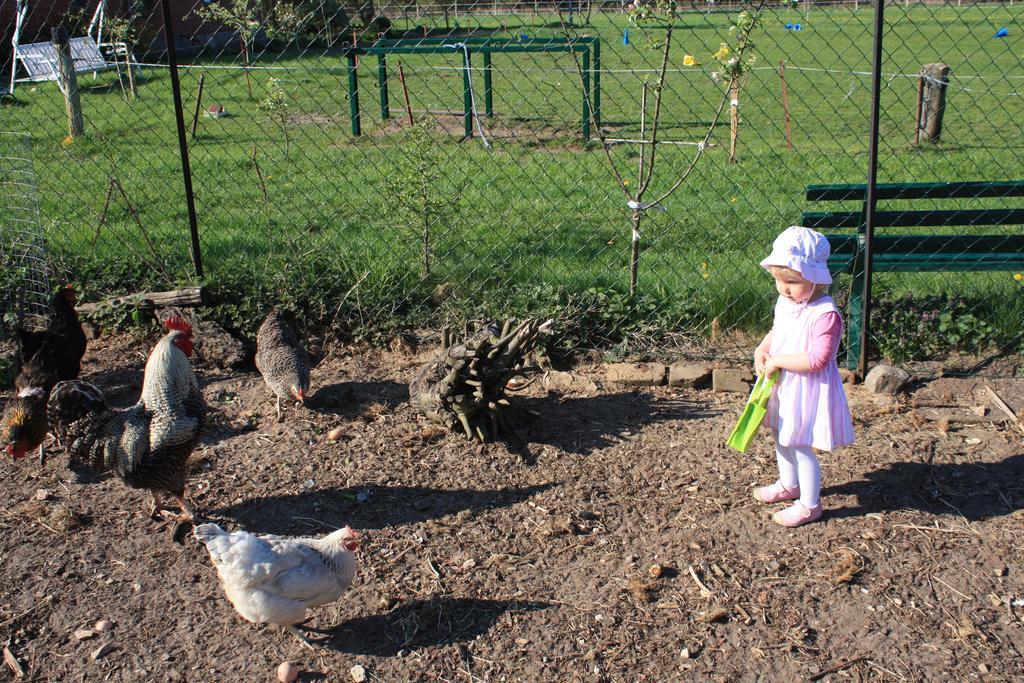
[2,2,1023,354]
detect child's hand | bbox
[764,357,780,377]
[754,346,769,376]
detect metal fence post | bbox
[159,0,203,278]
[483,50,493,117]
[462,47,473,139]
[378,53,390,120]
[581,46,590,140]
[857,0,887,377]
[347,51,361,136]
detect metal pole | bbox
[592,39,601,129]
[378,53,390,120]
[160,0,203,278]
[347,52,361,136]
[858,0,886,378]
[461,48,473,140]
[482,50,493,117]
[581,46,590,140]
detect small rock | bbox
[712,368,754,393]
[668,363,712,389]
[74,629,96,641]
[979,663,991,675]
[461,559,477,570]
[995,564,1008,577]
[680,647,691,659]
[327,426,345,441]
[863,364,910,395]
[544,371,597,394]
[350,664,368,682]
[277,661,299,683]
[838,368,857,385]
[965,437,982,445]
[606,362,667,387]
[94,619,113,632]
[35,489,50,501]
[90,642,114,660]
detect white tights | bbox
[776,443,821,508]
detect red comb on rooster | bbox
[163,317,194,357]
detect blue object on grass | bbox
[520,33,529,40]
[785,22,792,28]
[623,28,629,45]
[995,27,1009,38]
[784,22,802,30]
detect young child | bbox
[752,226,854,527]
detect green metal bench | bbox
[801,180,1024,370]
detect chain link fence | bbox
[2,0,1022,368]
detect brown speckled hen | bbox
[3,285,86,465]
[255,308,310,421]
[47,317,205,522]
[2,386,50,462]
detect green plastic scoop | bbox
[726,371,778,453]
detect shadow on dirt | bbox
[320,597,550,656]
[307,380,408,417]
[824,454,1024,521]
[79,366,144,407]
[508,392,722,460]
[214,482,558,534]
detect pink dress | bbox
[765,295,855,451]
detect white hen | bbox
[194,523,359,645]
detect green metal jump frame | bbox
[343,36,602,140]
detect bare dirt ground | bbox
[2,332,1024,682]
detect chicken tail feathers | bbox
[193,522,227,547]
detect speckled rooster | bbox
[255,308,310,421]
[47,317,205,522]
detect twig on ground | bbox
[932,575,970,600]
[688,565,713,597]
[809,655,867,681]
[3,644,25,678]
[893,523,977,536]
[985,385,1024,434]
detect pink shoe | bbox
[772,501,823,527]
[753,481,800,504]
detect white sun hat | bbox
[759,225,833,285]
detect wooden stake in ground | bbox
[779,60,793,151]
[728,80,740,163]
[917,63,950,143]
[124,45,137,100]
[913,67,924,144]
[52,26,84,137]
[397,60,414,126]
[191,73,206,138]
[250,145,270,204]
